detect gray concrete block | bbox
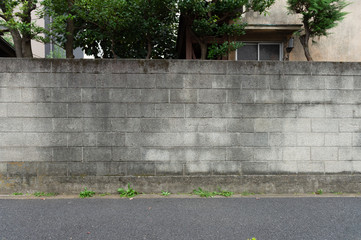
[0,104,6,117]
[0,118,23,132]
[96,103,127,117]
[95,162,127,176]
[142,147,226,161]
[126,74,156,88]
[23,147,53,162]
[22,118,53,132]
[112,147,141,161]
[53,147,82,162]
[127,163,155,176]
[140,119,172,133]
[127,103,155,118]
[68,133,97,147]
[325,133,352,146]
[110,89,142,102]
[297,133,324,146]
[212,161,242,175]
[339,119,361,132]
[24,133,67,147]
[213,104,233,118]
[51,88,81,102]
[170,89,197,103]
[0,73,24,87]
[81,89,111,102]
[338,147,353,160]
[297,161,324,173]
[155,163,183,176]
[255,90,283,104]
[68,162,97,176]
[36,103,68,117]
[353,76,361,89]
[0,133,25,146]
[68,73,97,88]
[268,133,297,147]
[0,147,24,161]
[352,133,361,146]
[156,74,184,88]
[21,73,68,88]
[228,61,282,75]
[96,74,126,88]
[311,62,344,76]
[53,118,83,132]
[353,161,361,174]
[227,119,254,132]
[211,75,233,89]
[283,147,310,161]
[228,90,254,103]
[298,105,325,118]
[183,74,213,89]
[169,60,227,74]
[226,148,253,161]
[185,104,213,118]
[68,103,97,117]
[0,162,7,174]
[325,76,354,89]
[253,148,282,161]
[6,161,38,177]
[241,104,297,118]
[324,161,353,173]
[155,104,185,118]
[241,75,269,89]
[21,88,51,102]
[111,118,140,132]
[241,161,268,174]
[199,89,227,103]
[83,147,112,161]
[185,162,212,175]
[97,133,125,147]
[83,118,112,132]
[254,119,282,132]
[0,88,21,102]
[297,75,325,90]
[239,133,268,147]
[312,119,338,132]
[6,103,38,117]
[188,118,227,132]
[268,161,298,174]
[284,90,325,103]
[325,105,354,118]
[325,90,361,104]
[311,147,338,160]
[141,89,169,103]
[269,75,297,90]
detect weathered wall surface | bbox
[1,59,361,194]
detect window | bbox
[236,43,283,61]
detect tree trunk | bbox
[22,37,33,58]
[200,42,207,60]
[299,34,313,61]
[65,17,75,58]
[10,30,23,58]
[146,39,152,59]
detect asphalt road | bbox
[0,197,360,240]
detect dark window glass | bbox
[259,44,280,60]
[237,44,258,60]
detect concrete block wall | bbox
[1,59,361,193]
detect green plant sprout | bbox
[118,183,138,198]
[34,192,57,197]
[79,187,96,198]
[161,191,171,196]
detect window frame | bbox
[236,42,283,61]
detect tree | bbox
[287,0,349,61]
[178,0,275,60]
[0,0,45,57]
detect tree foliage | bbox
[287,0,349,61]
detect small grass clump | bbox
[79,187,96,198]
[118,183,138,198]
[12,192,23,196]
[241,191,255,196]
[34,192,57,197]
[161,191,171,196]
[99,193,111,197]
[192,188,234,198]
[314,189,323,195]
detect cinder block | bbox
[325,133,352,146]
[53,147,82,162]
[311,147,338,160]
[297,133,324,146]
[155,163,183,176]
[37,162,68,176]
[68,162,97,176]
[311,62,343,76]
[142,147,226,161]
[0,163,7,174]
[185,162,212,175]
[112,147,141,161]
[325,76,354,89]
[23,147,53,162]
[324,161,352,173]
[141,89,169,103]
[0,133,25,146]
[268,133,297,146]
[68,103,97,117]
[127,163,155,176]
[227,119,254,132]
[0,73,23,87]
[352,133,361,146]
[68,133,97,147]
[297,75,325,90]
[169,61,226,74]
[126,74,156,88]
[81,89,111,102]
[185,104,213,118]
[110,89,141,102]
[312,119,338,132]
[254,119,282,132]
[24,133,67,147]
[241,104,296,118]
[0,118,23,132]
[353,76,361,89]
[140,119,171,133]
[53,118,83,132]
[325,105,354,118]
[23,73,67,88]
[268,161,298,174]
[241,75,269,89]
[339,119,361,132]
[97,133,125,147]
[325,90,361,104]
[241,161,268,174]
[226,148,253,161]
[353,161,361,174]
[199,89,227,103]
[213,104,233,118]
[95,162,127,176]
[83,147,112,161]
[185,118,227,132]
[51,88,81,102]
[96,103,127,117]
[284,90,325,103]
[227,90,254,103]
[141,148,171,161]
[6,103,38,117]
[297,161,324,173]
[211,75,232,89]
[298,105,325,118]
[253,147,282,161]
[127,104,155,117]
[155,104,184,118]
[212,161,242,175]
[183,74,213,89]
[68,73,97,87]
[156,74,184,88]
[83,118,112,132]
[255,90,283,104]
[111,118,140,132]
[96,74,126,88]
[0,104,6,117]
[269,75,297,90]
[0,147,23,161]
[338,147,353,160]
[170,89,197,103]
[283,147,310,161]
[21,88,51,102]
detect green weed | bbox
[118,183,138,198]
[161,191,171,196]
[314,189,323,195]
[12,192,23,196]
[241,191,255,196]
[33,192,57,197]
[192,188,234,198]
[79,187,95,198]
